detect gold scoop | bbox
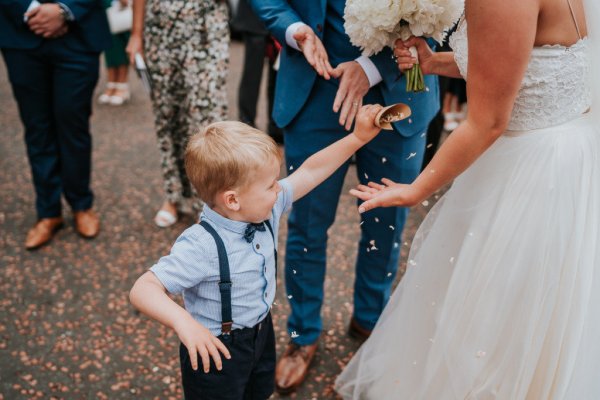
[374,103,412,130]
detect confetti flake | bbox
[289,165,294,171]
[360,220,364,226]
[152,366,159,372]
[303,247,308,252]
[408,259,417,266]
[406,152,417,160]
[387,272,393,277]
[450,257,455,263]
[421,200,429,207]
[425,86,430,92]
[420,131,426,138]
[426,143,433,148]
[291,331,300,339]
[476,351,487,358]
[393,242,399,248]
[408,118,413,124]
[374,217,380,223]
[389,225,395,230]
[364,172,369,179]
[381,157,387,163]
[287,295,293,299]
[292,269,297,274]
[404,241,408,246]
[366,248,371,253]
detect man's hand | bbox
[175,315,231,373]
[330,61,370,130]
[26,4,66,38]
[293,25,333,79]
[352,104,383,144]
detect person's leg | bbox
[51,45,100,212]
[2,47,62,219]
[245,315,276,399]
[353,127,427,330]
[180,0,229,211]
[238,32,267,126]
[284,80,350,346]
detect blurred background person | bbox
[231,0,283,144]
[127,0,229,227]
[0,0,110,249]
[98,0,131,106]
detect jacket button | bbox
[316,24,323,32]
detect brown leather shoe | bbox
[74,209,100,238]
[275,341,318,394]
[25,217,64,250]
[348,317,372,341]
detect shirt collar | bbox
[201,205,248,235]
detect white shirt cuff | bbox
[24,0,41,22]
[285,22,308,51]
[355,55,383,88]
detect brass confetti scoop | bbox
[375,103,412,130]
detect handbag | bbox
[106,1,132,34]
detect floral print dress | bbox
[144,0,229,210]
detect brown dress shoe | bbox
[25,217,64,250]
[74,209,100,238]
[275,341,318,394]
[348,317,372,341]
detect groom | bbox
[250,0,440,393]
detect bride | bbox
[335,0,600,398]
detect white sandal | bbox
[98,82,117,104]
[154,209,177,228]
[109,83,130,106]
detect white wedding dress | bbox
[335,8,600,400]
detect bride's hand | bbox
[350,178,424,213]
[393,37,434,75]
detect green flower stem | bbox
[406,64,425,93]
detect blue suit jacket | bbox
[249,0,440,136]
[0,0,111,52]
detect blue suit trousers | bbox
[284,78,426,345]
[2,42,99,218]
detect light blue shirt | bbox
[151,179,293,336]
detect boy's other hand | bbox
[175,315,231,373]
[353,104,383,143]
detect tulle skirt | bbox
[335,114,600,400]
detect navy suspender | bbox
[200,220,276,335]
[200,220,234,334]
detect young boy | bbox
[129,104,383,399]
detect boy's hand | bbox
[353,104,383,143]
[175,315,231,373]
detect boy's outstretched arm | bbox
[287,104,383,201]
[130,272,231,372]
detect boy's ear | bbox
[222,190,241,211]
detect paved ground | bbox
[0,41,440,399]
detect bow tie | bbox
[243,222,266,243]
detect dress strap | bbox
[566,0,583,39]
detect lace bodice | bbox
[450,21,591,131]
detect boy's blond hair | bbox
[185,121,281,205]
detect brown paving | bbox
[0,41,440,399]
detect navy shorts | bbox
[180,313,275,400]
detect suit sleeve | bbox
[56,0,100,21]
[369,47,403,91]
[249,0,303,45]
[0,0,34,24]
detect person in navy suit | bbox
[250,0,440,393]
[0,0,111,249]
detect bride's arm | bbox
[394,38,463,78]
[353,0,540,211]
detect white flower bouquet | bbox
[344,0,463,92]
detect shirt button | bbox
[256,244,260,250]
[264,292,267,298]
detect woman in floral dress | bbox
[127,0,229,226]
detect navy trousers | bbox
[2,42,100,219]
[180,313,275,400]
[284,79,427,345]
